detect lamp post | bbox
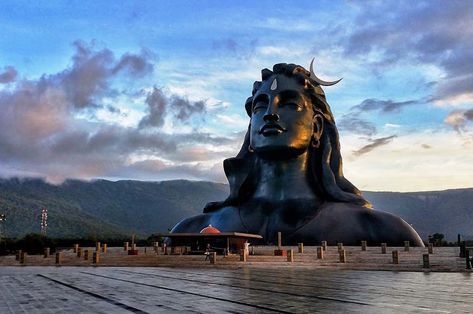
[40,208,48,236]
[0,213,6,245]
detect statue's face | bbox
[250,74,320,157]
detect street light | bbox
[40,208,48,236]
[0,213,5,243]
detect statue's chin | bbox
[254,145,308,160]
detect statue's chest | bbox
[238,198,319,244]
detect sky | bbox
[0,1,472,192]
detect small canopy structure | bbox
[153,230,262,254]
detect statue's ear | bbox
[313,114,324,139]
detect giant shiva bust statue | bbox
[172,61,423,246]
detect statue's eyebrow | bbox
[279,90,300,102]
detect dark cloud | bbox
[138,88,168,128]
[112,49,155,76]
[170,96,206,121]
[444,109,473,133]
[337,115,377,136]
[62,41,154,109]
[431,74,473,103]
[171,133,234,146]
[338,98,419,136]
[353,135,397,157]
[343,1,473,102]
[351,99,419,113]
[421,144,431,149]
[139,88,207,128]
[0,66,17,83]
[106,105,121,114]
[50,127,177,157]
[211,38,258,59]
[465,109,473,120]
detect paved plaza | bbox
[0,266,472,313]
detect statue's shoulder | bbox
[292,202,424,246]
[364,208,424,246]
[332,203,424,246]
[170,213,211,233]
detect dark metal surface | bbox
[172,62,423,246]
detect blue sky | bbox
[0,1,472,191]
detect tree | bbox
[430,233,445,247]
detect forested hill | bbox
[0,178,471,241]
[0,178,228,238]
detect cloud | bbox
[0,40,233,183]
[343,1,473,104]
[0,66,17,83]
[341,131,472,191]
[338,98,418,136]
[110,159,226,183]
[138,88,207,129]
[63,40,154,109]
[444,109,473,133]
[211,38,258,59]
[337,115,377,136]
[351,98,418,113]
[112,49,155,76]
[353,135,397,157]
[170,96,206,121]
[138,87,167,128]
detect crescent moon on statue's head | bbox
[309,58,342,86]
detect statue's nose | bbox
[263,97,280,122]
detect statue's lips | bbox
[258,123,287,136]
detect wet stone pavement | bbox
[0,266,472,313]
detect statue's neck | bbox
[253,151,319,202]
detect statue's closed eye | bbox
[280,102,302,111]
[253,101,268,113]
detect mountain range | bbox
[0,178,471,241]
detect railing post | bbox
[423,253,430,268]
[93,251,100,264]
[466,249,472,270]
[287,249,294,262]
[428,243,434,254]
[210,252,217,264]
[297,243,304,254]
[240,249,247,262]
[404,241,410,252]
[381,243,387,254]
[392,250,399,264]
[19,251,26,264]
